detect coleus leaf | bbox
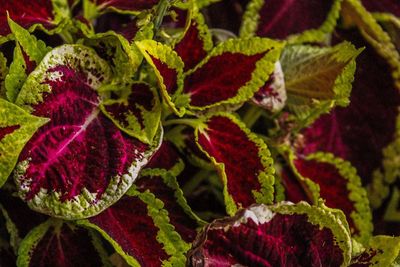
[101,82,161,145]
[350,236,400,266]
[137,37,284,115]
[0,99,49,188]
[13,44,162,219]
[289,152,373,243]
[240,0,342,42]
[0,0,69,39]
[135,173,203,243]
[17,219,111,267]
[297,29,400,208]
[174,8,213,72]
[78,187,192,267]
[7,17,51,66]
[5,44,28,102]
[279,164,313,204]
[136,39,186,116]
[188,202,352,266]
[182,37,283,112]
[195,112,275,215]
[4,19,52,102]
[281,41,360,127]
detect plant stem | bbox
[242,105,263,128]
[153,0,172,36]
[163,118,201,129]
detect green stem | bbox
[153,0,172,36]
[242,105,263,128]
[59,29,74,44]
[163,118,201,129]
[182,169,211,195]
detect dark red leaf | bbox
[184,51,267,107]
[249,0,337,39]
[361,0,400,17]
[151,55,179,95]
[175,18,210,71]
[293,157,362,235]
[188,203,351,267]
[298,29,400,185]
[0,125,19,142]
[196,114,274,213]
[18,221,107,267]
[86,194,169,266]
[0,0,57,36]
[280,165,312,204]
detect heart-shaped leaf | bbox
[14,45,162,219]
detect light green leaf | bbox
[0,99,49,188]
[281,41,361,127]
[7,17,51,64]
[5,44,27,103]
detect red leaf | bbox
[250,0,337,39]
[188,203,351,266]
[0,0,57,36]
[175,18,210,71]
[19,221,107,267]
[184,51,267,107]
[86,194,169,266]
[196,113,274,213]
[361,0,400,17]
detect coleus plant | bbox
[0,0,399,266]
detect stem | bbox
[182,169,211,195]
[153,0,172,36]
[59,30,74,44]
[163,118,201,129]
[242,105,263,128]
